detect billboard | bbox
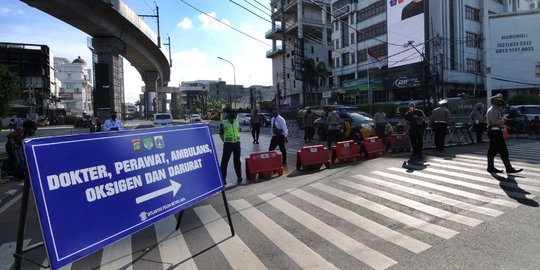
[23,124,223,269]
[489,12,540,90]
[387,0,425,68]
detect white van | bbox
[153,113,173,126]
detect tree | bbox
[192,95,227,119]
[0,64,21,118]
[314,61,328,105]
[303,59,329,106]
[302,58,318,107]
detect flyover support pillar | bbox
[143,71,159,118]
[91,37,126,118]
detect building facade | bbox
[54,56,93,116]
[328,0,539,110]
[0,42,55,120]
[267,0,333,108]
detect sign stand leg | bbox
[174,190,235,237]
[14,176,47,269]
[175,210,184,231]
[221,190,235,237]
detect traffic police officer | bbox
[404,102,427,159]
[219,109,243,184]
[325,106,341,148]
[469,103,486,143]
[486,94,522,173]
[103,111,124,131]
[431,99,452,151]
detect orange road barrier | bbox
[245,151,283,181]
[296,145,331,170]
[331,140,361,164]
[360,136,385,159]
[385,133,412,153]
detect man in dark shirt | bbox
[404,102,426,159]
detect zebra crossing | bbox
[10,143,540,270]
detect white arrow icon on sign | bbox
[135,180,181,204]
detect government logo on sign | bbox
[132,139,141,151]
[139,212,147,221]
[154,135,165,149]
[143,138,154,150]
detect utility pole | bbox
[407,40,432,111]
[163,34,172,67]
[139,2,161,48]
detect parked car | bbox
[236,113,251,125]
[189,114,201,123]
[508,105,540,121]
[313,111,392,141]
[296,105,358,128]
[153,113,173,126]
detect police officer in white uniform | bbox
[103,111,124,131]
[486,94,522,173]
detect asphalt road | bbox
[0,122,539,270]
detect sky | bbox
[0,0,273,103]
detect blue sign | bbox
[23,124,223,270]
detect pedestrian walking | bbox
[469,103,486,143]
[404,102,427,159]
[431,99,452,151]
[103,111,124,131]
[303,108,315,143]
[325,106,341,149]
[269,108,289,165]
[219,109,243,184]
[486,94,522,173]
[373,106,387,142]
[250,109,262,144]
[5,127,25,181]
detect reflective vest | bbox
[222,119,240,143]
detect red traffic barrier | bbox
[360,137,385,159]
[331,140,361,164]
[245,151,283,181]
[296,145,330,170]
[385,133,411,153]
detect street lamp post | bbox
[217,56,236,109]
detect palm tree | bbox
[302,58,318,107]
[314,61,328,105]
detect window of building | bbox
[342,22,349,47]
[536,62,540,77]
[342,53,350,66]
[357,22,387,43]
[466,32,481,48]
[465,6,480,21]
[351,33,355,44]
[311,46,314,54]
[492,0,503,3]
[466,58,481,73]
[287,73,290,79]
[357,0,386,23]
[351,52,356,64]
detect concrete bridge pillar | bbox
[143,71,159,118]
[91,37,125,117]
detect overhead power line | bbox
[177,0,271,47]
[251,0,272,12]
[228,0,271,23]
[242,0,271,17]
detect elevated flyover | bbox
[21,0,171,116]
